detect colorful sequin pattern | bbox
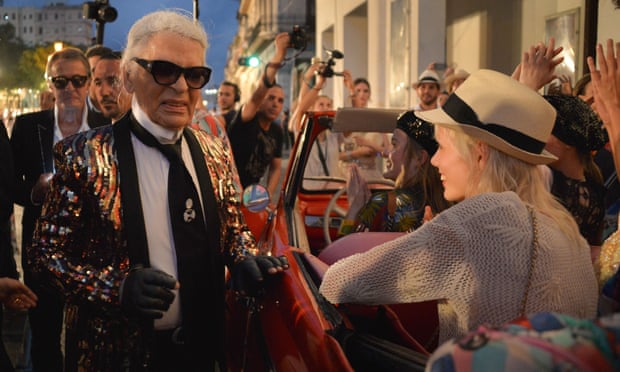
[29,122,257,370]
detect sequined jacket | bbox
[28,114,256,371]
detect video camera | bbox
[314,49,344,78]
[83,0,117,23]
[289,25,307,50]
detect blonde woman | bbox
[320,69,597,344]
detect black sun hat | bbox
[543,94,608,152]
[396,111,438,156]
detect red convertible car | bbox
[226,108,437,371]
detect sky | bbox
[4,0,240,87]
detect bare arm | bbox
[241,32,290,123]
[289,63,327,136]
[588,39,620,177]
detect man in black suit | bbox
[28,10,288,371]
[10,47,102,372]
[85,44,113,128]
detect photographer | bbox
[228,32,290,201]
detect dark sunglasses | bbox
[132,58,211,89]
[49,75,89,90]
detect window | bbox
[389,0,409,108]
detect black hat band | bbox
[442,94,546,155]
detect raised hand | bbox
[514,38,564,90]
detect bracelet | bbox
[266,62,285,69]
[304,78,314,89]
[263,62,284,88]
[262,71,276,89]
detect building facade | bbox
[314,0,620,109]
[227,0,620,111]
[225,0,315,114]
[0,2,92,47]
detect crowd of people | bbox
[1,3,620,371]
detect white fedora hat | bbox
[412,69,441,88]
[415,69,557,165]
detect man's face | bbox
[416,82,440,108]
[47,59,90,112]
[217,85,236,111]
[92,59,123,120]
[87,56,100,102]
[259,86,285,122]
[124,32,205,130]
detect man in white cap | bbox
[412,69,441,111]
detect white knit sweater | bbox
[319,192,598,343]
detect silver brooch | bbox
[184,198,196,223]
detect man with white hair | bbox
[28,10,288,371]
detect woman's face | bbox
[384,129,418,181]
[431,126,472,202]
[352,82,370,108]
[313,96,333,111]
[544,134,568,168]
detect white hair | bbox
[121,9,208,69]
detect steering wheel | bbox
[322,179,395,245]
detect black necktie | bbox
[129,119,211,348]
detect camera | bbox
[82,0,118,23]
[289,25,307,50]
[315,48,344,78]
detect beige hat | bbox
[412,69,441,88]
[415,69,557,165]
[443,68,470,90]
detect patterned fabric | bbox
[28,114,255,371]
[544,94,608,152]
[551,168,606,246]
[427,312,620,372]
[320,192,598,344]
[353,184,425,233]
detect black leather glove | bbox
[231,255,289,296]
[121,266,177,319]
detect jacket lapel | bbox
[183,129,221,250]
[114,114,150,267]
[37,111,55,173]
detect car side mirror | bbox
[242,184,270,213]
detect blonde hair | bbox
[438,125,583,242]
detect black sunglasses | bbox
[49,75,89,90]
[132,58,211,89]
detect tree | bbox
[0,23,26,89]
[18,44,57,90]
